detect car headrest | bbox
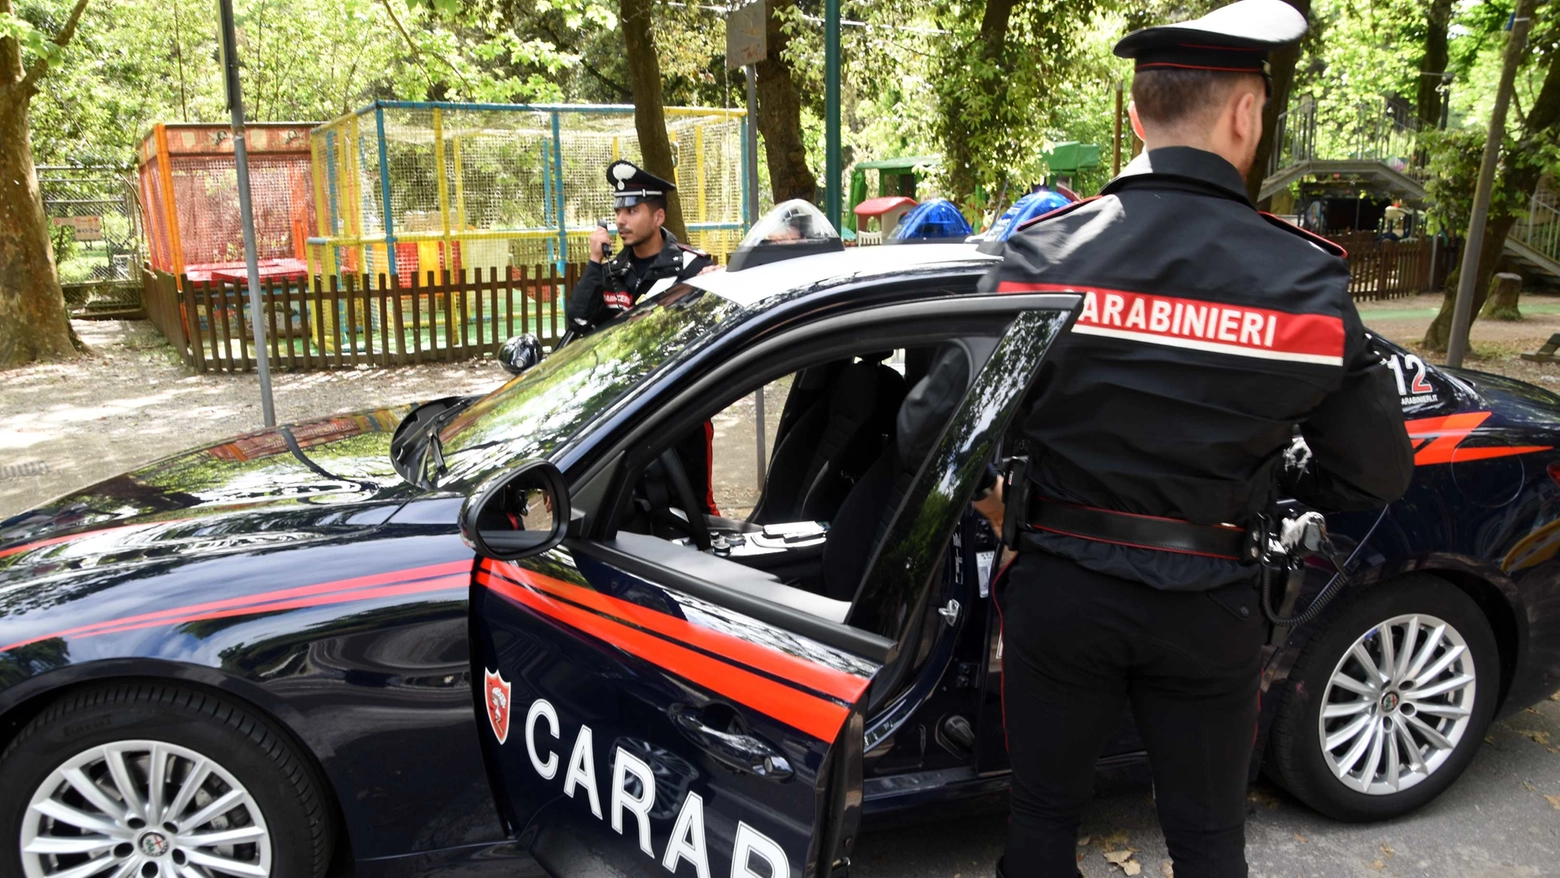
[858,350,894,364]
[896,343,971,466]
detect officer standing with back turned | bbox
[567,159,712,334]
[979,1,1415,875]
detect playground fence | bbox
[1326,233,1458,300]
[143,265,577,374]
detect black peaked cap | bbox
[607,160,676,207]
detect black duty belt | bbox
[1026,497,1249,561]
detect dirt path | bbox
[0,320,509,518]
[1358,290,1560,387]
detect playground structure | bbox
[852,196,917,244]
[846,156,938,235]
[136,123,317,283]
[306,101,750,283]
[1041,141,1100,188]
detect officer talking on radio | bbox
[978,1,1415,875]
[567,160,712,334]
[567,159,720,515]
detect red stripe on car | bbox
[0,522,167,561]
[0,560,472,653]
[485,560,871,704]
[73,575,469,643]
[1405,411,1552,466]
[478,570,851,742]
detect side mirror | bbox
[498,333,545,375]
[461,459,571,560]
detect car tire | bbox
[0,682,334,878]
[1265,574,1499,821]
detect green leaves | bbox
[0,9,62,65]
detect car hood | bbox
[1443,366,1560,421]
[0,406,426,569]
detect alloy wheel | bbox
[20,739,272,878]
[1317,613,1477,795]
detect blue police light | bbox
[970,189,1074,243]
[726,200,844,271]
[889,198,973,243]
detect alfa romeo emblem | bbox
[485,667,513,745]
[138,832,170,857]
[1381,691,1400,712]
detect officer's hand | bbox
[974,477,1005,535]
[589,226,612,264]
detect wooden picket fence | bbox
[143,265,579,373]
[1327,233,1458,301]
[142,237,1453,374]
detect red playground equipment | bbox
[137,123,317,284]
[852,196,917,245]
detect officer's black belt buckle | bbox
[1025,497,1247,560]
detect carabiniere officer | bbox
[976,1,1416,875]
[566,160,712,334]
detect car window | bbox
[434,287,741,487]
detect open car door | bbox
[468,295,1077,877]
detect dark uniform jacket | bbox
[567,229,712,332]
[982,147,1414,590]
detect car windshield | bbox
[432,286,740,488]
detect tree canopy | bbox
[0,0,1550,306]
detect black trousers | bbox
[998,550,1266,878]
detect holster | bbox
[1000,456,1030,549]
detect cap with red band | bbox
[1114,0,1307,76]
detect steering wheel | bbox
[656,449,713,552]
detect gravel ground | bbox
[5,293,1560,876]
[0,320,510,518]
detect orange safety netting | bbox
[136,123,317,283]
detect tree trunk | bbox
[1423,37,1559,352]
[1247,0,1311,204]
[1479,272,1522,320]
[1416,0,1454,130]
[618,0,689,243]
[1422,212,1518,351]
[754,0,817,204]
[940,0,1021,207]
[0,87,77,366]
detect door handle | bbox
[670,704,793,780]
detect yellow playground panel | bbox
[307,101,750,284]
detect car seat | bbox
[821,343,973,602]
[751,353,907,524]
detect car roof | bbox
[687,242,1000,309]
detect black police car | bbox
[1,204,1558,878]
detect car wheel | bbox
[1266,574,1499,821]
[0,683,333,878]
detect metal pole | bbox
[824,0,841,228]
[745,64,766,484]
[217,0,275,427]
[745,66,760,227]
[1447,0,1533,368]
